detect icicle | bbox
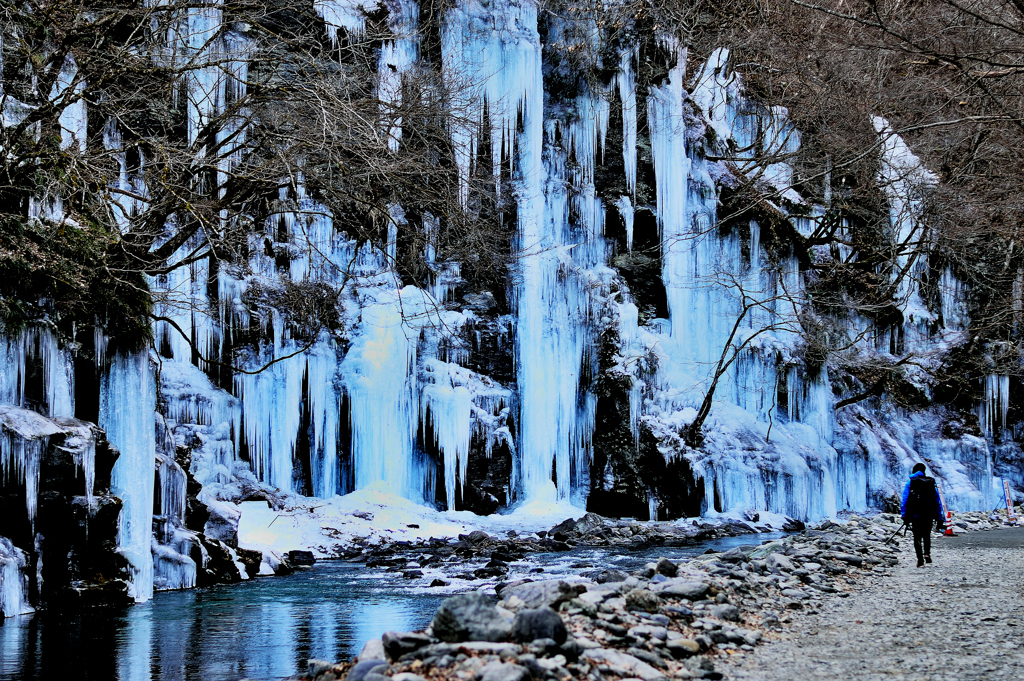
[617,48,638,196]
[421,380,472,510]
[978,374,1010,437]
[378,0,419,151]
[615,195,634,252]
[101,352,157,602]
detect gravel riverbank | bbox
[718,525,1024,681]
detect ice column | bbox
[340,289,419,499]
[873,117,938,345]
[101,352,157,602]
[0,537,34,617]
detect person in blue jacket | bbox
[901,463,946,567]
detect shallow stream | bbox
[1,533,783,681]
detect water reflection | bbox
[1,563,444,681]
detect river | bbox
[1,533,784,681]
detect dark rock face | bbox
[511,607,568,644]
[0,409,131,609]
[431,592,513,642]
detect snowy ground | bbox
[236,485,801,562]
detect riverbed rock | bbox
[583,648,666,680]
[498,579,585,609]
[710,604,740,621]
[655,557,679,577]
[346,659,388,681]
[652,579,710,600]
[382,631,433,660]
[431,592,514,642]
[625,588,662,612]
[511,607,568,644]
[476,661,530,681]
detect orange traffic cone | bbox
[944,510,954,536]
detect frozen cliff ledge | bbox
[0,405,129,614]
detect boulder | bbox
[511,607,568,644]
[431,592,514,642]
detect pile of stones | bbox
[289,514,915,681]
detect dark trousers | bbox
[911,517,932,562]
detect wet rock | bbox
[431,592,514,642]
[511,607,568,644]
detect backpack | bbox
[906,475,937,518]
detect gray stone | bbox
[651,579,710,600]
[511,607,568,644]
[710,604,740,621]
[583,648,666,680]
[593,568,629,584]
[364,673,391,681]
[382,631,433,660]
[655,558,679,577]
[499,579,585,609]
[358,639,386,662]
[665,639,701,658]
[346,660,388,681]
[766,553,795,572]
[625,588,662,612]
[431,592,514,642]
[391,674,428,681]
[475,661,530,681]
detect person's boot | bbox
[924,555,932,564]
[917,557,925,567]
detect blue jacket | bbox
[901,471,944,522]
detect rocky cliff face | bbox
[1,0,1022,609]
